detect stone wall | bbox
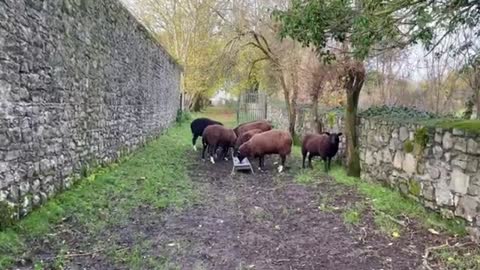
[0,0,182,217]
[268,104,480,234]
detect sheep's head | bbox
[328,133,342,145]
[236,143,250,162]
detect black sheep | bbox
[190,118,223,151]
[301,132,342,172]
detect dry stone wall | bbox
[268,104,480,235]
[0,0,181,217]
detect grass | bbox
[431,244,480,270]
[430,119,480,134]
[329,167,467,236]
[343,209,361,225]
[0,119,197,269]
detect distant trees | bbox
[125,0,228,111]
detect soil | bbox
[15,152,468,270]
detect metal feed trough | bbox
[231,154,254,174]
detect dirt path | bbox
[106,154,439,270]
[14,146,468,270]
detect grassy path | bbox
[0,107,478,269]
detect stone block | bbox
[433,146,443,159]
[436,178,454,206]
[422,184,435,201]
[443,132,453,149]
[434,133,442,143]
[455,196,478,222]
[467,159,478,173]
[454,138,467,153]
[467,139,478,154]
[452,128,464,136]
[402,153,417,174]
[393,151,404,169]
[450,169,470,195]
[399,127,409,142]
[467,184,480,196]
[427,164,440,179]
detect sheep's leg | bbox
[327,158,332,171]
[258,156,264,171]
[201,143,207,160]
[278,155,286,173]
[209,144,217,164]
[302,153,306,169]
[192,135,199,151]
[323,157,328,173]
[308,153,314,169]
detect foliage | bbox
[176,109,192,123]
[0,201,17,230]
[128,0,228,111]
[359,105,439,120]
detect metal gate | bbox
[236,91,268,124]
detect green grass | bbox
[0,120,197,269]
[343,209,361,225]
[430,119,480,134]
[329,167,467,236]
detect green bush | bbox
[359,105,439,120]
[176,109,192,123]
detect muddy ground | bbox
[16,152,469,270]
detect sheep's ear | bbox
[338,133,343,137]
[323,132,330,135]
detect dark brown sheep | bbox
[237,129,292,172]
[190,118,223,151]
[301,132,342,172]
[233,120,272,137]
[234,128,263,150]
[202,125,237,164]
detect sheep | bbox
[190,118,223,151]
[233,120,272,137]
[301,132,343,172]
[237,129,292,173]
[234,128,263,150]
[202,125,237,164]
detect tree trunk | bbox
[343,61,365,177]
[312,93,322,133]
[345,90,361,176]
[279,72,296,138]
[474,66,480,119]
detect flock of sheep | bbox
[190,117,343,173]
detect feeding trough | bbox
[231,153,254,174]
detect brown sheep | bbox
[237,129,292,172]
[202,125,237,164]
[301,132,342,172]
[234,128,263,150]
[233,120,272,137]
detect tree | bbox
[273,0,402,176]
[124,0,229,111]
[217,0,304,137]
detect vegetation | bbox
[0,121,197,269]
[330,167,466,236]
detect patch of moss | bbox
[403,140,414,153]
[408,179,421,197]
[414,127,429,148]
